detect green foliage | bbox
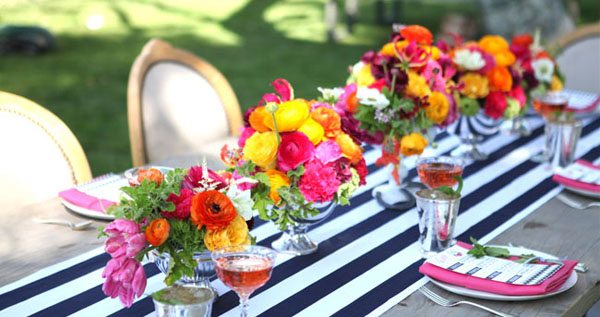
[467,237,510,258]
[435,175,463,198]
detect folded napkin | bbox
[59,188,116,213]
[553,160,600,193]
[419,241,577,296]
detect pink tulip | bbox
[104,220,145,258]
[102,257,147,308]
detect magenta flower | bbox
[277,132,315,172]
[163,188,193,219]
[102,257,147,307]
[104,220,145,258]
[183,166,227,190]
[315,140,342,164]
[299,159,341,203]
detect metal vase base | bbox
[271,225,318,256]
[451,137,488,161]
[505,117,532,137]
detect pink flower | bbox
[277,132,315,172]
[422,60,446,92]
[238,127,256,148]
[299,159,341,203]
[329,157,353,183]
[335,84,357,111]
[233,169,257,191]
[441,91,459,127]
[315,140,342,164]
[484,91,508,119]
[163,188,193,219]
[102,257,147,307]
[104,220,146,258]
[183,166,227,190]
[353,157,368,186]
[509,86,526,108]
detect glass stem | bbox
[239,295,250,317]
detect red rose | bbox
[484,92,508,119]
[277,132,315,172]
[353,157,368,186]
[509,86,526,108]
[163,188,193,219]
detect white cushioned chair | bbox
[554,22,600,94]
[0,91,92,210]
[127,39,243,168]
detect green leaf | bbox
[434,175,463,198]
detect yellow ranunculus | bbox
[336,132,363,164]
[478,35,509,54]
[550,75,563,91]
[379,41,408,56]
[264,99,310,132]
[356,64,375,87]
[265,169,290,204]
[242,131,278,168]
[204,215,250,251]
[249,106,271,132]
[426,92,450,124]
[405,71,431,98]
[400,132,428,156]
[459,73,490,99]
[423,45,441,60]
[298,118,325,145]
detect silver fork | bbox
[557,193,600,210]
[419,286,515,317]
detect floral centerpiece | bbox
[100,165,254,307]
[333,25,457,184]
[221,78,367,254]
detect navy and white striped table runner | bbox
[2,115,600,317]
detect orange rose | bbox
[190,190,236,230]
[400,25,433,45]
[400,132,428,156]
[137,168,164,186]
[486,66,513,92]
[311,106,341,138]
[204,215,250,251]
[264,169,290,204]
[145,218,170,247]
[248,106,271,132]
[336,132,363,164]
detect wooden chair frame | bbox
[0,91,92,184]
[552,22,600,51]
[127,39,243,167]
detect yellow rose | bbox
[248,106,271,132]
[298,118,325,145]
[405,71,431,98]
[242,131,278,168]
[264,99,310,132]
[379,41,408,56]
[459,73,490,99]
[204,215,250,251]
[478,35,509,54]
[400,132,428,156]
[356,64,375,87]
[336,132,363,164]
[550,75,563,91]
[426,92,450,124]
[265,169,290,204]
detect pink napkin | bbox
[552,160,600,193]
[59,188,116,213]
[419,242,578,296]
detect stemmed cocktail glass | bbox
[416,156,465,189]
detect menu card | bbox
[425,244,562,286]
[554,161,600,186]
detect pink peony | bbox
[298,159,341,203]
[102,257,147,308]
[315,140,342,164]
[277,132,315,172]
[238,127,256,148]
[162,188,193,219]
[104,220,146,258]
[509,86,526,108]
[353,157,368,186]
[484,91,508,119]
[183,166,227,190]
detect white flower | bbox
[452,49,485,71]
[356,87,389,109]
[317,87,344,100]
[225,182,255,221]
[531,58,555,83]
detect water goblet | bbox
[211,245,277,317]
[416,156,465,189]
[531,91,570,163]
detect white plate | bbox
[427,245,578,301]
[563,186,600,199]
[61,198,115,221]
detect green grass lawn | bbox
[1,0,597,176]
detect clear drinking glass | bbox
[212,245,277,317]
[415,189,461,258]
[531,91,570,163]
[416,156,465,189]
[545,119,582,171]
[152,285,213,317]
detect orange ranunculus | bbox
[190,190,237,230]
[264,169,290,204]
[426,92,450,124]
[486,66,513,92]
[204,215,250,251]
[478,35,509,54]
[137,168,164,186]
[405,71,431,98]
[400,25,433,45]
[242,131,278,168]
[379,41,409,57]
[459,73,489,99]
[248,106,271,132]
[336,132,363,164]
[400,132,428,156]
[311,106,342,138]
[347,91,359,112]
[298,118,325,145]
[493,50,516,67]
[145,218,170,246]
[512,33,533,47]
[264,99,310,132]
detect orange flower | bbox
[486,66,513,92]
[405,71,431,98]
[248,106,271,132]
[336,132,363,164]
[400,25,433,45]
[347,91,359,112]
[478,35,509,54]
[137,168,164,186]
[512,34,533,47]
[426,92,450,124]
[264,169,290,204]
[400,132,428,156]
[493,50,516,67]
[145,218,170,246]
[204,215,250,251]
[459,73,489,99]
[190,190,236,230]
[311,106,342,138]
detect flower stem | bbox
[270,112,281,146]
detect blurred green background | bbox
[1,0,598,175]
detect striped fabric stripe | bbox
[1,116,599,317]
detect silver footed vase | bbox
[447,113,501,161]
